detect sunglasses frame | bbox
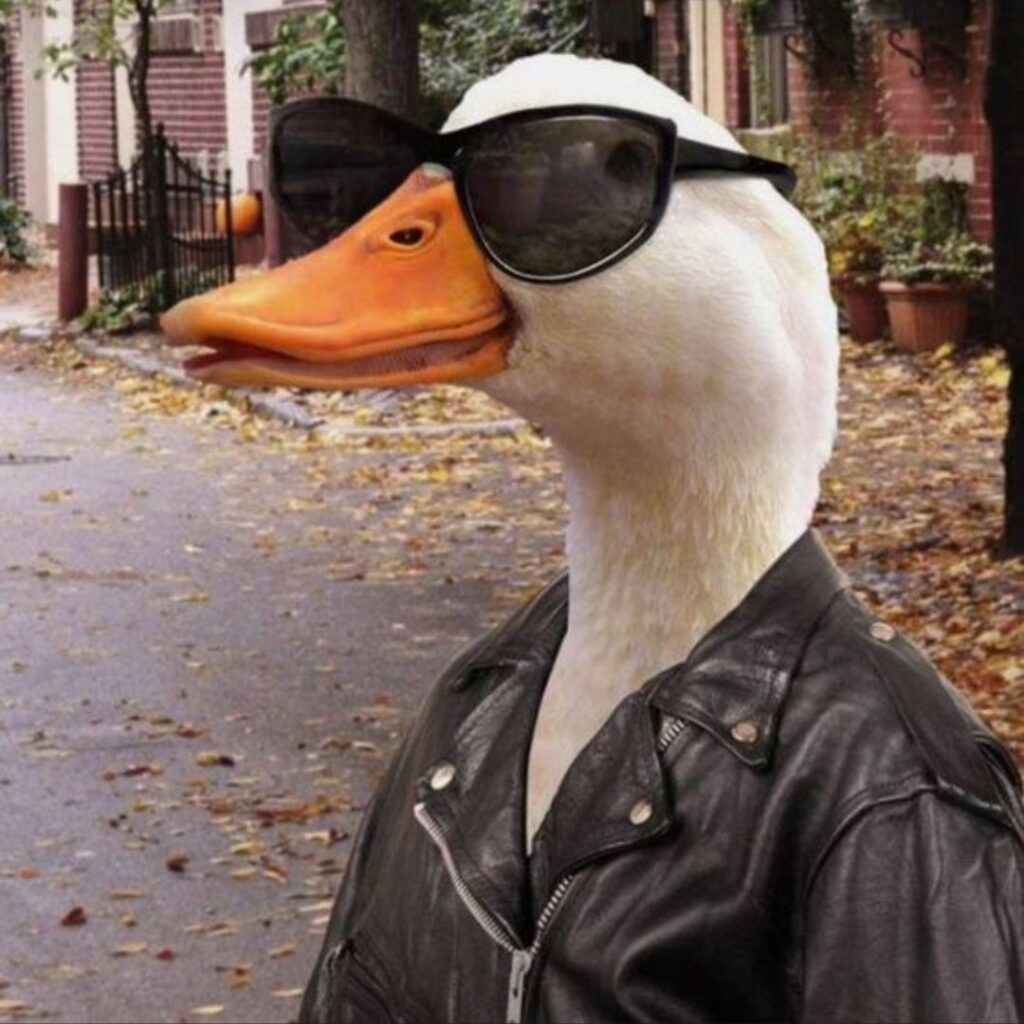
[269,97,797,285]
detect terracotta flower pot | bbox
[834,277,887,342]
[879,281,972,353]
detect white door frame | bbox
[19,1,79,224]
[222,0,284,188]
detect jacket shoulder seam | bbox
[823,594,1013,817]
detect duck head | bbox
[163,56,836,519]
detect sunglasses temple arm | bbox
[672,152,798,198]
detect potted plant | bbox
[787,133,919,341]
[826,211,889,341]
[880,232,992,352]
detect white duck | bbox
[162,54,838,844]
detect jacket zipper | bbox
[413,714,687,1024]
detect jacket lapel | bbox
[412,530,850,938]
[412,579,568,945]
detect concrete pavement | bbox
[0,342,565,1023]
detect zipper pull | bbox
[506,947,534,1024]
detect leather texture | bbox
[300,530,1024,1023]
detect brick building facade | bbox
[9,0,995,240]
[11,0,296,225]
[7,16,26,206]
[653,0,993,240]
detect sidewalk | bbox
[0,261,524,440]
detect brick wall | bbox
[720,0,993,241]
[76,59,117,181]
[147,0,227,168]
[252,77,271,162]
[655,0,686,95]
[75,0,229,176]
[879,2,991,239]
[7,15,24,203]
[722,3,750,130]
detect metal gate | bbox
[93,126,235,314]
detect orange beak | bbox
[160,167,514,389]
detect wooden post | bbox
[262,156,284,268]
[57,183,89,321]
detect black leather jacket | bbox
[301,531,1024,1023]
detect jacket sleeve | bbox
[801,790,1024,1023]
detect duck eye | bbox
[390,227,425,247]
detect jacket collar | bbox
[418,529,848,927]
[646,528,848,767]
[457,528,848,769]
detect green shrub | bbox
[80,285,150,333]
[882,233,993,288]
[880,178,991,288]
[0,195,35,265]
[246,0,594,125]
[781,131,922,284]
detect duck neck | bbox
[555,443,808,689]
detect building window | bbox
[590,0,656,72]
[750,34,789,127]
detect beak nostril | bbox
[390,226,425,247]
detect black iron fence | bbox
[93,126,235,314]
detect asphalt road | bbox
[0,349,563,1023]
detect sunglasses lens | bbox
[462,116,664,279]
[272,103,421,252]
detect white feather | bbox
[445,55,839,843]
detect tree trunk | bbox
[342,0,419,120]
[130,0,155,148]
[984,0,1024,556]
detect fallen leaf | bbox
[60,906,87,927]
[195,751,236,767]
[229,840,266,858]
[110,888,144,900]
[111,942,148,957]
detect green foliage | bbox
[735,0,792,32]
[881,179,992,287]
[34,1,176,79]
[419,0,593,123]
[782,132,921,284]
[245,3,347,107]
[82,269,224,333]
[736,0,860,83]
[246,0,594,124]
[882,234,993,287]
[0,194,34,265]
[80,285,150,334]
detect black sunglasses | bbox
[269,98,797,284]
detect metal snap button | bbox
[629,799,654,826]
[730,720,759,744]
[870,621,896,642]
[429,761,456,791]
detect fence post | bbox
[224,165,235,283]
[58,183,89,321]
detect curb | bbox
[11,323,526,439]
